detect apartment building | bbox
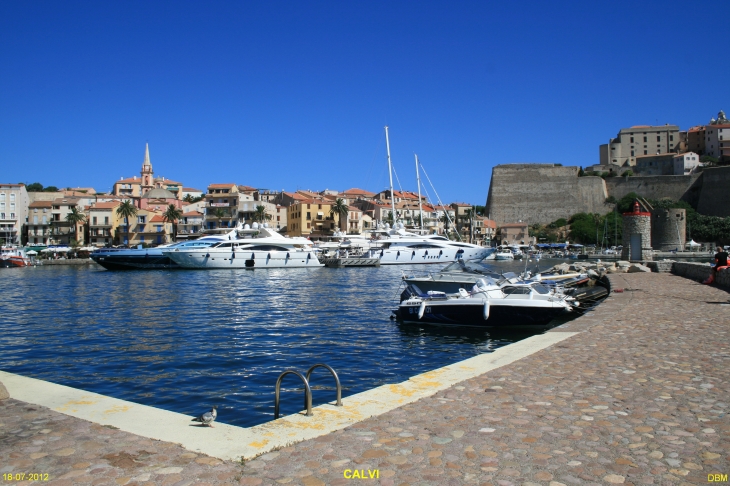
[116,209,171,246]
[50,197,85,245]
[88,202,121,247]
[204,183,240,231]
[599,124,682,167]
[178,211,204,239]
[287,199,336,237]
[26,200,52,245]
[705,111,730,160]
[0,183,29,245]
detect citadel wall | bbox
[485,164,726,226]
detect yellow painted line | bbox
[0,331,578,462]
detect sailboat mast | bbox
[415,154,424,230]
[385,126,397,226]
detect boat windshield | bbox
[531,283,551,295]
[475,277,498,290]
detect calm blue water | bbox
[0,259,560,427]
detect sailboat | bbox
[367,127,492,264]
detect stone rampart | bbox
[604,174,701,202]
[672,261,730,287]
[696,166,730,217]
[485,164,608,225]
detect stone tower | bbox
[651,208,686,251]
[141,143,154,192]
[621,201,652,261]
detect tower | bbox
[141,143,154,191]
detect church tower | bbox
[141,143,154,192]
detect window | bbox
[644,150,648,155]
[138,216,146,223]
[631,150,635,156]
[0,213,4,219]
[104,216,109,224]
[93,216,97,225]
[630,137,634,143]
[140,235,145,242]
[657,136,661,142]
[10,194,15,201]
[307,204,311,209]
[307,222,311,229]
[10,213,15,219]
[306,212,311,220]
[670,135,674,141]
[0,193,4,200]
[643,136,647,142]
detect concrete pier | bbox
[1,272,727,485]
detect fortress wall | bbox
[604,174,700,202]
[696,167,730,217]
[486,164,608,225]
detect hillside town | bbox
[1,110,728,251]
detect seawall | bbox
[672,261,730,287]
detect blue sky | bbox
[1,1,728,206]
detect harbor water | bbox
[0,258,565,428]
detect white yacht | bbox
[366,223,492,264]
[162,223,323,269]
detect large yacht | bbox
[162,223,323,269]
[91,227,240,270]
[366,224,493,264]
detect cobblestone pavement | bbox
[1,272,728,485]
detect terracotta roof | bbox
[89,202,121,210]
[343,188,375,196]
[115,178,141,184]
[149,215,167,223]
[52,197,81,204]
[29,201,53,208]
[155,178,182,185]
[182,211,203,217]
[451,202,472,207]
[347,206,361,211]
[238,185,257,192]
[183,187,202,192]
[0,183,25,187]
[207,183,237,189]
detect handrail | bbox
[305,363,343,407]
[274,370,312,419]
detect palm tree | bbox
[253,205,271,224]
[329,198,348,232]
[65,206,86,244]
[116,200,138,245]
[163,204,183,242]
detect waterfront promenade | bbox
[1,272,728,485]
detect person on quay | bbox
[704,245,729,284]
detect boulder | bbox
[617,260,631,268]
[628,264,651,273]
[587,269,600,278]
[0,382,9,400]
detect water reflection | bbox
[0,260,566,427]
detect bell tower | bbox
[141,143,154,192]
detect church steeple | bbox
[141,143,154,191]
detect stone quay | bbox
[1,272,728,485]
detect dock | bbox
[1,270,727,484]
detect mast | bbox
[385,126,397,227]
[415,154,424,230]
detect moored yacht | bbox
[91,226,241,270]
[162,223,323,269]
[0,246,31,268]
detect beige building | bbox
[117,209,172,246]
[705,111,730,160]
[26,200,52,245]
[50,197,85,245]
[204,183,240,231]
[498,222,530,245]
[0,183,29,245]
[88,202,122,247]
[178,210,204,239]
[113,144,184,201]
[287,199,337,237]
[600,124,682,167]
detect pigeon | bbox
[192,406,217,427]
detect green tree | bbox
[623,170,634,177]
[26,182,44,192]
[116,200,138,244]
[569,213,598,244]
[183,194,194,203]
[329,198,349,231]
[65,206,86,243]
[253,205,272,223]
[474,205,486,216]
[162,204,183,242]
[43,186,59,192]
[700,155,718,166]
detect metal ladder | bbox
[274,364,342,419]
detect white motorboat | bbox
[162,223,323,269]
[366,224,493,264]
[393,277,573,327]
[494,250,514,261]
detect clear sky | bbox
[1,1,728,206]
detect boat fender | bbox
[425,250,428,256]
[418,300,427,319]
[267,252,271,260]
[231,251,235,258]
[205,253,210,258]
[380,249,384,257]
[412,250,415,257]
[483,301,490,320]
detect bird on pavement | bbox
[192,406,217,427]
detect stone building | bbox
[621,202,652,261]
[651,208,686,251]
[600,124,682,167]
[0,183,29,245]
[705,110,730,161]
[26,200,52,245]
[634,152,700,176]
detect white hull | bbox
[494,252,514,261]
[374,247,489,265]
[165,249,322,269]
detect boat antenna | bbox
[415,154,424,230]
[419,161,461,241]
[384,126,398,226]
